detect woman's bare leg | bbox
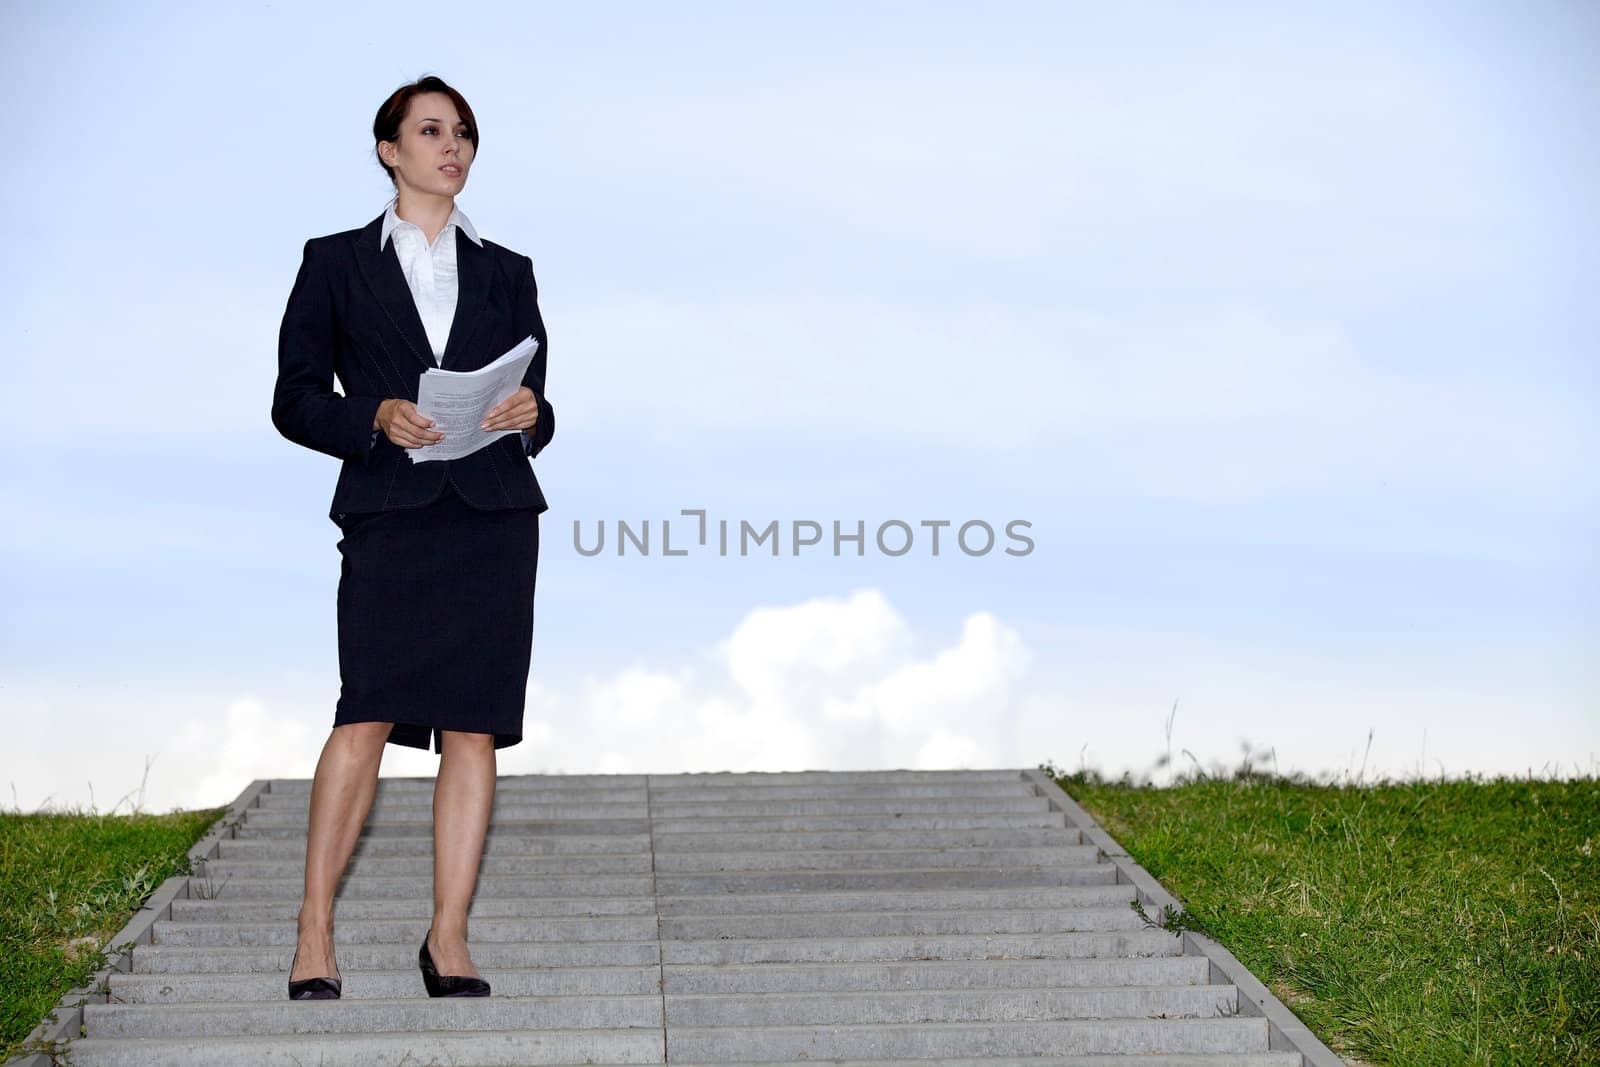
[291,721,393,982]
[428,729,496,977]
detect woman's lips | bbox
[440,165,462,176]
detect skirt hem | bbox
[331,712,522,754]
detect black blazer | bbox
[272,210,555,526]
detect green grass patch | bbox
[0,805,226,1059]
[1042,759,1600,1065]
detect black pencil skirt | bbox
[332,481,540,753]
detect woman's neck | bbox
[393,188,454,246]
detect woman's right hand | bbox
[375,399,445,448]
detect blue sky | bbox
[3,1,1595,813]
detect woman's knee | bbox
[332,721,393,752]
[440,729,496,755]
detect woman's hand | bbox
[375,398,445,448]
[481,386,540,433]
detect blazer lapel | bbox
[352,211,490,372]
[354,213,435,370]
[441,229,489,371]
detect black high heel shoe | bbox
[419,927,490,998]
[287,944,342,1000]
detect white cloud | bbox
[822,611,1030,735]
[721,588,916,708]
[513,588,1021,775]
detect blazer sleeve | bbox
[271,238,385,465]
[514,253,556,459]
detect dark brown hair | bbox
[372,75,480,187]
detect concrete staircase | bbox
[62,769,1313,1065]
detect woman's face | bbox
[381,91,475,197]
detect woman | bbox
[271,74,556,1000]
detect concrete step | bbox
[661,906,1149,939]
[166,884,1139,922]
[648,796,1056,817]
[151,915,661,946]
[660,956,1216,993]
[666,985,1242,1026]
[197,843,1103,879]
[108,964,660,1002]
[165,895,659,927]
[150,905,1148,947]
[188,864,1119,900]
[252,779,1039,807]
[58,1029,662,1067]
[655,930,1186,966]
[239,803,651,825]
[216,831,656,856]
[83,994,663,1038]
[648,769,1030,787]
[229,811,1069,837]
[198,853,657,878]
[649,865,1120,894]
[672,1059,1300,1067]
[110,957,1216,1003]
[234,795,1054,828]
[656,843,1101,871]
[256,768,1027,794]
[184,872,658,899]
[167,895,660,922]
[213,825,1085,855]
[666,1019,1276,1060]
[130,930,1182,975]
[658,884,1135,915]
[85,985,1240,1039]
[132,940,662,974]
[653,810,1070,833]
[66,1032,1298,1067]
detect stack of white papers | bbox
[405,335,540,464]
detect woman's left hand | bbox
[481,386,540,432]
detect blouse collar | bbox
[380,195,483,250]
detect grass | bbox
[1042,752,1600,1065]
[0,802,226,1060]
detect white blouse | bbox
[372,197,530,453]
[381,194,481,363]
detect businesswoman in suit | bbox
[271,75,555,1000]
